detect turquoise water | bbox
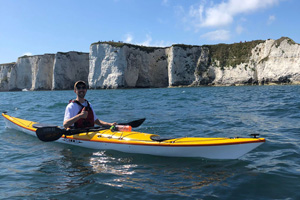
[1,86,300,199]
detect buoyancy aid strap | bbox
[69,99,91,110]
[69,99,94,128]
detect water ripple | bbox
[1,85,300,199]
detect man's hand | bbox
[63,107,89,129]
[79,107,88,119]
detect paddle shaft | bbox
[36,118,146,142]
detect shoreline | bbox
[1,82,300,92]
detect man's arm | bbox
[94,119,116,127]
[63,108,88,129]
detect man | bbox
[63,80,115,129]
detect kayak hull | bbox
[59,139,263,159]
[2,113,265,159]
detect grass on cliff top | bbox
[93,40,266,68]
[0,62,16,66]
[91,41,165,53]
[203,37,297,68]
[57,51,88,55]
[203,40,265,68]
[92,41,202,52]
[172,44,201,49]
[274,37,296,47]
[92,37,296,68]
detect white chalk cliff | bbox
[209,38,300,86]
[88,43,168,89]
[52,52,89,90]
[1,37,300,91]
[89,37,300,88]
[0,63,15,91]
[0,52,88,91]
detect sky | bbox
[1,0,299,64]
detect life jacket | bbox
[69,99,95,128]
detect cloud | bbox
[236,25,244,34]
[198,3,233,27]
[157,18,168,24]
[124,33,172,47]
[140,35,172,47]
[268,15,276,25]
[201,30,230,41]
[123,33,171,47]
[152,40,172,47]
[162,0,170,6]
[124,33,133,43]
[189,0,280,28]
[187,4,204,30]
[138,34,152,46]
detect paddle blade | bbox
[36,127,65,142]
[119,118,146,128]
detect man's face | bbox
[75,84,87,98]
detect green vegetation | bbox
[203,40,265,69]
[57,51,87,55]
[258,37,295,64]
[91,37,297,69]
[274,37,296,48]
[91,41,163,53]
[91,41,126,48]
[172,44,200,50]
[0,62,16,66]
[20,55,30,58]
[1,76,8,84]
[259,56,269,64]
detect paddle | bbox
[35,118,146,142]
[118,118,146,128]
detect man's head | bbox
[74,80,87,99]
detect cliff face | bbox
[88,37,300,88]
[0,63,16,91]
[0,52,88,91]
[53,52,89,90]
[89,44,126,89]
[13,54,55,90]
[125,46,168,88]
[206,37,300,86]
[167,45,210,86]
[254,38,300,84]
[88,43,168,89]
[1,37,300,91]
[0,55,55,91]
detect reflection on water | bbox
[88,150,241,197]
[34,148,96,195]
[90,151,137,175]
[2,86,299,199]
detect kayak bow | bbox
[2,113,265,159]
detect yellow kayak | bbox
[2,113,265,159]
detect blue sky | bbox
[0,0,299,64]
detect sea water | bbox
[0,85,299,199]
